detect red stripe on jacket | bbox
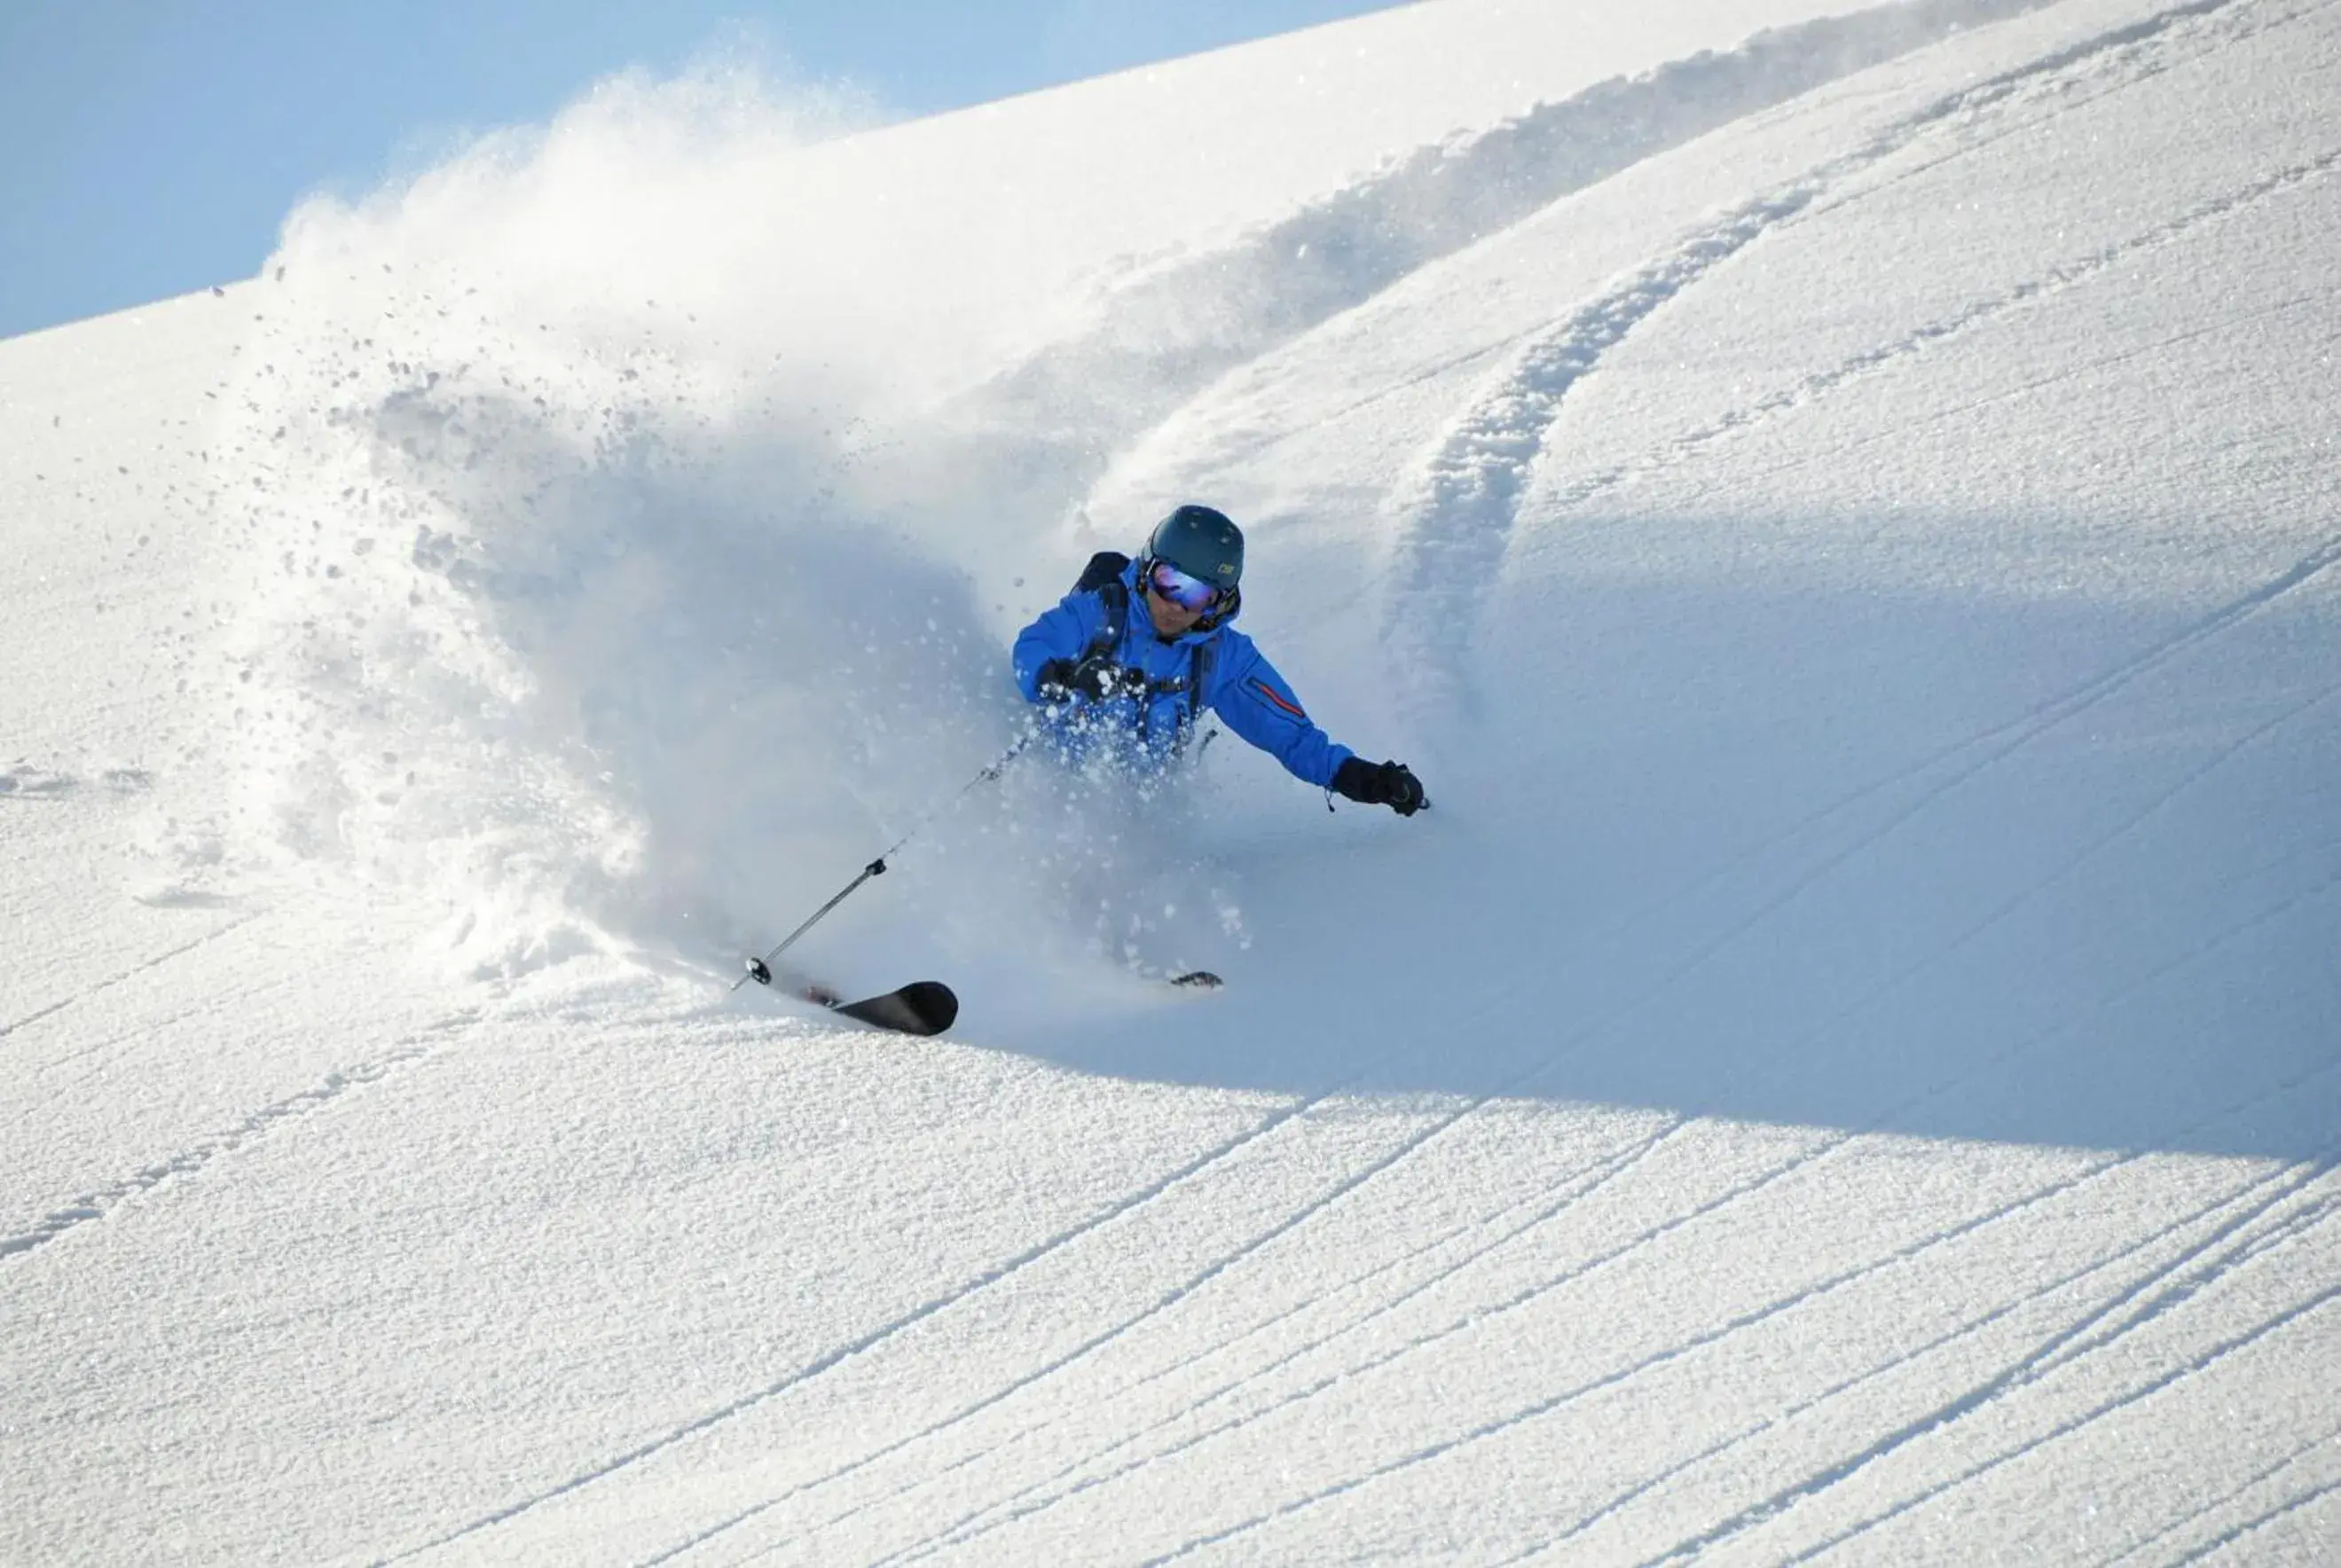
[1251,678,1308,721]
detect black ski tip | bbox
[1169,970,1224,991]
[832,980,960,1037]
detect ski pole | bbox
[735,733,1033,991]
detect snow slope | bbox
[4,0,2338,1562]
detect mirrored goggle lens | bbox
[1149,560,1222,611]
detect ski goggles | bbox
[1146,558,1225,612]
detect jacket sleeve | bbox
[1205,636,1355,788]
[1011,590,1104,702]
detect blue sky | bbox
[0,0,1408,341]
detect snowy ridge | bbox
[952,0,2053,472]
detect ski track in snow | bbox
[1381,0,2334,708]
[0,908,262,1046]
[387,1083,1381,1563]
[12,983,252,1100]
[0,1006,483,1261]
[632,842,2340,1564]
[1502,1166,2341,1565]
[609,851,2341,1563]
[705,1126,1713,1565]
[1290,1241,2336,1568]
[1714,278,2336,505]
[2138,1463,2341,1565]
[1540,143,2341,518]
[394,977,1561,1560]
[1334,437,2341,1241]
[2174,1482,2341,1565]
[2103,1415,2341,1564]
[1771,1286,2341,1566]
[1652,666,2341,1125]
[1624,1154,2341,1564]
[1131,1181,2341,1564]
[417,1023,1608,1563]
[637,1096,1548,1564]
[1127,1120,2341,1566]
[844,1129,1686,1568]
[1025,739,2341,1559]
[883,841,2338,1559]
[893,941,2341,1568]
[863,1129,1811,1565]
[660,1092,1763,1549]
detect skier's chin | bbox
[1149,602,1203,639]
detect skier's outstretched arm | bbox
[1206,639,1427,814]
[1206,639,1353,788]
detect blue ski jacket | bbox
[1011,559,1355,788]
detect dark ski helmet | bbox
[1144,504,1244,591]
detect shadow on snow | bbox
[962,520,2341,1164]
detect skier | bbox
[1011,504,1429,816]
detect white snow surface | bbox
[5,0,2340,1562]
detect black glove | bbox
[1332,757,1429,817]
[1035,654,1128,703]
